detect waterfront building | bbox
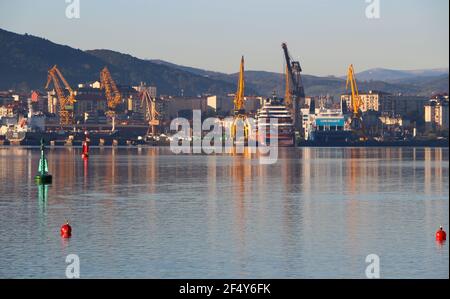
[166,96,208,119]
[424,95,449,131]
[207,95,262,116]
[341,90,427,117]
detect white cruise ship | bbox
[256,96,295,147]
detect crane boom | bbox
[282,43,305,133]
[45,65,76,125]
[346,64,361,117]
[100,67,122,111]
[234,56,245,114]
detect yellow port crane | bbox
[346,64,366,139]
[45,65,76,125]
[234,56,245,114]
[346,64,362,119]
[100,67,122,113]
[231,56,250,141]
[139,88,160,136]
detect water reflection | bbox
[37,184,49,240]
[38,184,49,205]
[0,146,448,278]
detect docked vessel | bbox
[4,119,27,144]
[256,96,295,147]
[5,129,26,143]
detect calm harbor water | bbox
[0,146,448,278]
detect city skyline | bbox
[0,0,448,76]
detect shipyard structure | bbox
[0,46,448,146]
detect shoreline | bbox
[1,143,448,149]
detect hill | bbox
[350,67,449,82]
[0,28,448,98]
[0,28,239,96]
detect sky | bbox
[0,0,448,76]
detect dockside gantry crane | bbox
[139,88,160,137]
[45,65,76,126]
[282,42,305,135]
[231,56,250,141]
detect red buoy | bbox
[81,131,90,159]
[61,221,72,238]
[436,226,446,242]
[81,141,89,159]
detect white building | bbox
[425,96,449,131]
[341,90,426,117]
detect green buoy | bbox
[35,138,52,185]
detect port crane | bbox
[231,56,250,141]
[139,88,160,136]
[282,42,305,134]
[45,65,76,125]
[346,64,366,139]
[100,67,122,131]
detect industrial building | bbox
[165,96,208,119]
[207,95,234,116]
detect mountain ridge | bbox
[0,28,448,98]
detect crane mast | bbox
[45,65,76,126]
[282,43,305,134]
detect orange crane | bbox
[100,67,122,113]
[346,64,366,139]
[139,88,160,136]
[231,56,250,141]
[45,65,76,125]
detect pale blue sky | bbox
[0,0,448,76]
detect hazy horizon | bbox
[0,0,448,76]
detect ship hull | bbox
[257,133,294,147]
[256,97,296,147]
